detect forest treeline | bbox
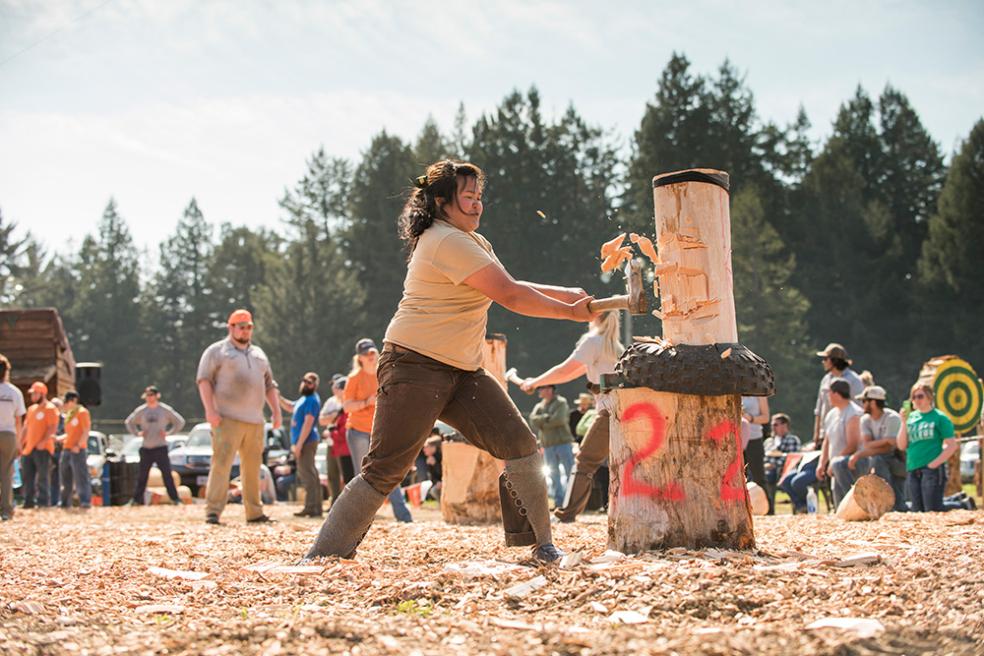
[2,54,982,429]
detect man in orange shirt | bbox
[57,391,92,509]
[19,381,59,508]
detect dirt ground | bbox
[1,503,982,655]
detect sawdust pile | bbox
[1,505,982,655]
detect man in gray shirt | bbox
[125,385,185,505]
[197,309,281,525]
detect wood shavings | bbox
[0,504,980,655]
[600,232,625,259]
[629,232,659,264]
[806,617,885,638]
[721,348,733,359]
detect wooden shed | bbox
[0,308,76,400]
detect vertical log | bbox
[608,168,764,553]
[440,334,507,525]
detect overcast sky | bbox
[2,0,982,259]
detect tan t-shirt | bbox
[384,220,500,371]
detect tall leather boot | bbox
[553,469,595,523]
[303,475,385,561]
[501,452,565,563]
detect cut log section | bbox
[607,389,754,552]
[440,334,508,525]
[836,474,895,521]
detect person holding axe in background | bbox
[514,311,623,522]
[303,159,598,564]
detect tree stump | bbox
[440,334,507,525]
[606,169,772,553]
[836,474,895,521]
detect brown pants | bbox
[554,408,610,521]
[0,431,17,518]
[297,440,322,514]
[363,346,538,496]
[205,418,265,520]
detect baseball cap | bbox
[142,385,160,398]
[355,338,378,355]
[29,381,48,396]
[228,309,253,326]
[816,342,850,362]
[857,385,887,401]
[829,378,851,398]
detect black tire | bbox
[610,342,774,397]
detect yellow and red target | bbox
[932,358,983,435]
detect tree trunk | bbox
[608,169,761,553]
[440,334,508,525]
[608,389,754,552]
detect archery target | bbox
[932,358,983,434]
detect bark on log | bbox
[608,389,754,552]
[836,474,895,521]
[440,334,508,525]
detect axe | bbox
[504,367,534,394]
[588,259,650,314]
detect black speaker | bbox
[75,362,102,407]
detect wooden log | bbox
[651,169,737,346]
[836,474,895,521]
[608,389,754,552]
[746,482,769,516]
[440,334,508,525]
[607,168,758,553]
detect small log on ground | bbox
[440,334,507,525]
[836,474,895,521]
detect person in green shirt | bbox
[897,382,959,512]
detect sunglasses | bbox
[912,393,927,400]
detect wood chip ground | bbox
[1,505,982,655]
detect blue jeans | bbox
[347,428,412,523]
[543,442,575,508]
[59,450,92,507]
[780,458,818,512]
[906,465,945,512]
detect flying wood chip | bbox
[536,210,546,219]
[600,232,626,259]
[629,232,659,264]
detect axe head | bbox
[624,259,650,315]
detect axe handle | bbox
[589,295,629,313]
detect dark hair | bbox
[64,391,80,403]
[771,413,790,426]
[872,399,886,410]
[0,353,8,379]
[829,357,850,371]
[398,159,485,259]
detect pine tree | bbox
[413,117,453,166]
[730,187,813,425]
[918,119,984,366]
[68,199,143,417]
[0,209,28,305]
[207,224,281,319]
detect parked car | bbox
[961,441,980,483]
[315,442,330,499]
[169,422,284,495]
[86,431,109,498]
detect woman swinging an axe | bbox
[517,311,623,522]
[303,159,597,564]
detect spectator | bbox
[319,375,353,505]
[279,372,322,518]
[125,385,185,506]
[529,384,575,509]
[57,391,92,509]
[742,396,770,494]
[49,397,64,507]
[898,382,959,512]
[197,309,282,525]
[817,378,863,507]
[575,400,598,443]
[837,385,906,511]
[520,312,621,523]
[0,353,26,521]
[813,343,865,449]
[763,413,800,515]
[569,393,593,443]
[422,435,443,500]
[344,338,412,523]
[19,381,59,509]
